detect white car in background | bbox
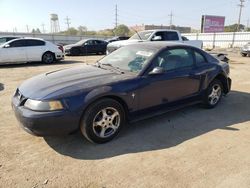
[0,38,64,65]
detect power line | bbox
[236,0,245,32]
[65,16,71,30]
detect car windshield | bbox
[129,31,153,40]
[75,39,87,45]
[99,46,157,73]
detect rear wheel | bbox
[203,79,223,108]
[241,53,247,57]
[42,52,55,64]
[80,98,125,144]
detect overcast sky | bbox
[0,0,249,32]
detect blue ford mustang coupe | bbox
[12,42,231,143]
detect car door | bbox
[0,39,27,63]
[25,39,46,61]
[95,40,107,53]
[83,40,95,54]
[138,47,201,110]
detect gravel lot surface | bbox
[0,52,250,188]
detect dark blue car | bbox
[12,42,231,143]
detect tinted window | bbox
[195,51,206,65]
[153,32,165,41]
[95,40,104,44]
[164,32,179,41]
[9,40,26,47]
[154,48,194,71]
[26,39,45,46]
[0,38,7,44]
[85,40,95,45]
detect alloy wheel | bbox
[92,107,121,138]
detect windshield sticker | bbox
[136,51,153,57]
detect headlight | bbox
[24,99,64,111]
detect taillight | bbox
[58,45,64,53]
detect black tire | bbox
[203,79,223,109]
[241,53,247,57]
[80,98,125,144]
[42,52,55,64]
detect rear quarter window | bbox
[195,51,207,65]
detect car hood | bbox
[19,65,135,100]
[107,39,142,48]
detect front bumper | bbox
[12,96,79,136]
[55,52,65,60]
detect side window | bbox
[164,32,179,41]
[195,51,207,65]
[9,40,26,47]
[86,40,95,45]
[153,32,164,41]
[95,40,103,44]
[154,48,194,71]
[26,40,45,46]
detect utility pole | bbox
[115,4,118,28]
[236,0,245,32]
[65,16,71,30]
[41,23,45,33]
[26,25,29,33]
[169,11,173,29]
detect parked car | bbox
[0,36,20,45]
[106,30,203,54]
[241,42,250,57]
[64,39,108,56]
[12,42,231,143]
[0,38,64,65]
[106,36,129,43]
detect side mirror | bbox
[4,44,10,48]
[83,43,88,46]
[152,36,162,41]
[149,67,165,75]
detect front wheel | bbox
[203,79,223,108]
[80,98,125,144]
[42,52,55,64]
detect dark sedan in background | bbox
[12,42,231,144]
[64,39,108,56]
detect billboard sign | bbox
[201,15,225,33]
